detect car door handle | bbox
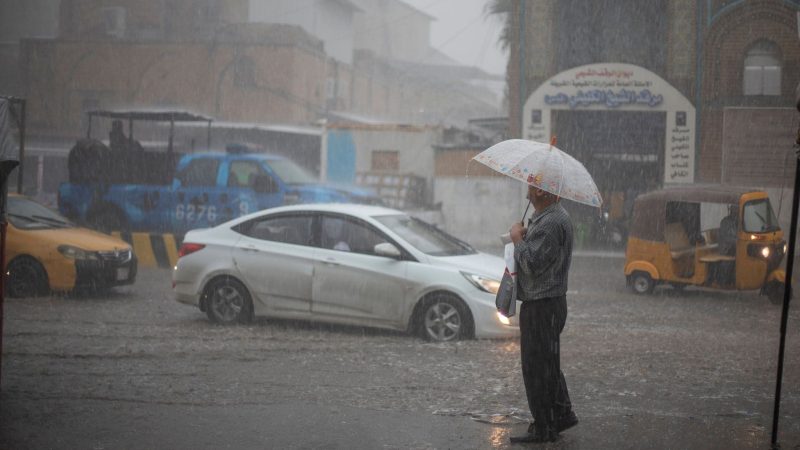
[322,257,340,266]
[241,246,260,253]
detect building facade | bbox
[503,0,800,227]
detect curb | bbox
[111,232,183,269]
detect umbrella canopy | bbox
[472,139,602,208]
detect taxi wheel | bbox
[7,256,49,298]
[417,294,473,342]
[204,277,253,324]
[629,272,655,295]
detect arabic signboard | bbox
[523,63,696,184]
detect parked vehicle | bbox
[58,109,380,234]
[5,195,137,297]
[172,203,518,341]
[624,185,788,303]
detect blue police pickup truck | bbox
[58,141,380,234]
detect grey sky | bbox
[401,0,508,76]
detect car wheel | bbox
[630,272,655,294]
[419,294,471,342]
[204,277,253,324]
[7,256,49,298]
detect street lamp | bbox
[770,82,800,448]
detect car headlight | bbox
[461,272,501,294]
[784,243,788,254]
[761,246,771,258]
[58,245,99,260]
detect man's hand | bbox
[510,222,527,244]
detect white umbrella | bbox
[471,138,602,208]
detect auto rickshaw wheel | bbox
[629,272,655,294]
[766,280,787,305]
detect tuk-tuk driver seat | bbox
[665,222,695,258]
[666,222,696,277]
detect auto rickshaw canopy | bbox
[629,185,766,242]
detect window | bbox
[743,199,779,233]
[176,159,219,187]
[371,150,399,172]
[237,215,313,246]
[374,214,475,256]
[743,40,781,96]
[228,161,265,188]
[321,215,388,256]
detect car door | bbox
[173,157,224,233]
[222,159,283,220]
[312,214,408,324]
[232,213,315,315]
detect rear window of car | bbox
[234,214,313,246]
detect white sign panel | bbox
[523,63,696,184]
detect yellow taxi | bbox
[5,195,137,297]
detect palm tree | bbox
[484,0,513,51]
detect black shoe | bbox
[557,411,579,432]
[526,412,579,434]
[510,428,558,444]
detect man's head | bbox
[527,185,558,209]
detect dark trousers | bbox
[519,296,572,430]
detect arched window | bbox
[743,40,781,96]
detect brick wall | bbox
[697,0,800,183]
[702,1,800,101]
[20,38,327,135]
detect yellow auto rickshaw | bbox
[624,185,788,303]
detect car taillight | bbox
[178,243,205,258]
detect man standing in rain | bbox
[508,184,578,444]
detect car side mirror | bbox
[374,242,401,259]
[253,175,277,193]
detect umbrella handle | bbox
[521,201,531,225]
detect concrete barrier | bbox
[111,232,182,269]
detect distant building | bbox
[10,0,501,139]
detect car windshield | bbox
[266,159,317,185]
[743,198,780,233]
[374,214,476,256]
[8,197,74,230]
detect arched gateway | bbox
[522,63,695,187]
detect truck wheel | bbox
[7,256,49,298]
[89,210,125,233]
[629,272,655,294]
[204,277,253,324]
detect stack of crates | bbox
[355,172,426,209]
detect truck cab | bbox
[169,151,380,232]
[58,109,381,234]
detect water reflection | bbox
[488,426,510,447]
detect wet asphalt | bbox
[1,253,799,449]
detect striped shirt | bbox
[514,202,574,301]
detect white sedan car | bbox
[173,204,518,341]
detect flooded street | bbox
[2,255,799,449]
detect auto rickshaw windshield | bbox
[742,198,779,233]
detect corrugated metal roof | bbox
[87,109,212,122]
